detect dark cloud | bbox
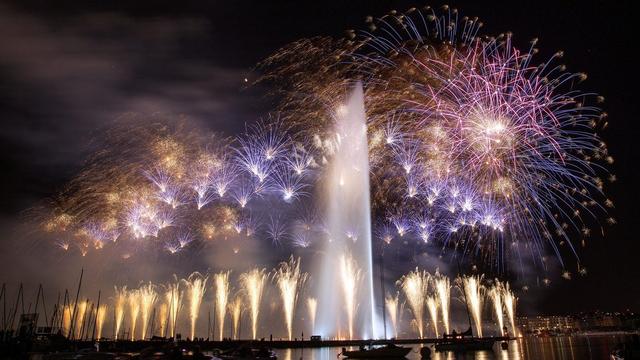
[0,4,264,213]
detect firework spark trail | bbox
[273,257,308,340]
[490,280,505,336]
[385,292,401,339]
[158,303,168,338]
[340,253,362,340]
[240,268,267,339]
[399,269,429,338]
[228,296,243,340]
[164,281,182,338]
[503,283,518,336]
[461,275,485,337]
[254,6,613,274]
[128,290,141,340]
[426,296,439,338]
[214,271,231,341]
[185,272,208,340]
[139,283,157,340]
[307,297,317,334]
[62,305,72,338]
[95,304,107,340]
[434,273,451,335]
[74,300,89,339]
[114,287,127,340]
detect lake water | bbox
[272,334,632,359]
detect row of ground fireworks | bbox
[37,259,517,341]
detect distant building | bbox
[518,310,638,335]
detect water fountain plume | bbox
[461,275,485,337]
[434,273,451,335]
[274,256,308,340]
[489,280,505,336]
[399,269,429,338]
[240,268,267,339]
[307,297,317,334]
[128,290,141,340]
[340,253,362,340]
[317,82,379,339]
[426,296,440,338]
[139,282,157,340]
[114,286,127,340]
[214,271,231,340]
[185,272,208,339]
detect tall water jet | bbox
[95,304,107,340]
[503,283,517,336]
[385,292,401,338]
[240,268,267,339]
[461,275,485,337]
[139,283,157,340]
[229,296,243,339]
[399,269,429,338]
[340,253,362,340]
[214,271,231,341]
[274,257,308,340]
[114,286,127,340]
[164,280,182,338]
[434,273,451,335]
[426,296,439,338]
[317,82,379,339]
[307,297,317,334]
[489,281,505,336]
[185,272,208,339]
[128,290,141,340]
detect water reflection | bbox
[270,335,629,360]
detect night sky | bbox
[0,0,637,315]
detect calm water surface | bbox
[272,335,630,360]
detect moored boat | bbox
[434,327,495,352]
